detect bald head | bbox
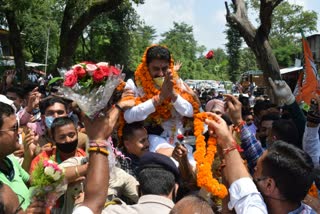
[170,195,214,214]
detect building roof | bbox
[280,66,303,75]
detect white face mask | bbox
[153,77,164,88]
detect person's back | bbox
[104,152,179,214]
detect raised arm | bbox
[205,112,267,214]
[76,96,134,213]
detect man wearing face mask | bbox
[26,97,88,152]
[123,45,199,163]
[29,116,87,212]
[29,116,86,173]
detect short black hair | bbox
[253,100,272,117]
[260,112,280,124]
[6,86,25,99]
[122,122,145,141]
[271,119,300,148]
[138,168,175,196]
[51,117,75,141]
[262,141,314,203]
[0,102,15,129]
[40,97,67,115]
[146,46,171,65]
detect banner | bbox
[294,36,320,106]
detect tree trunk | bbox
[225,0,284,93]
[225,0,284,101]
[5,10,27,83]
[54,0,123,76]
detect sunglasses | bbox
[0,122,19,133]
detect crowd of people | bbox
[0,45,319,214]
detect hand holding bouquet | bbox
[58,61,124,119]
[30,159,67,209]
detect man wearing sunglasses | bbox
[0,101,31,210]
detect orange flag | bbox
[294,36,320,106]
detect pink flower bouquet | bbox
[30,159,67,208]
[58,62,123,119]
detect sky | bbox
[134,0,320,52]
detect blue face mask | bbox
[45,116,55,129]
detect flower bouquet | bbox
[58,61,124,119]
[30,159,67,209]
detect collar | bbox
[288,203,315,214]
[138,195,174,209]
[0,157,15,181]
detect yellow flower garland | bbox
[194,112,228,199]
[134,44,199,124]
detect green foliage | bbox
[160,22,198,61]
[31,157,62,187]
[159,22,228,81]
[239,48,258,72]
[127,24,156,73]
[248,0,317,67]
[225,22,242,83]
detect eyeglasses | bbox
[14,194,25,214]
[0,122,19,133]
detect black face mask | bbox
[55,139,78,154]
[259,136,267,148]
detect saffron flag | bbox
[294,36,320,106]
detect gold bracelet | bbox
[75,166,80,177]
[88,147,109,156]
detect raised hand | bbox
[172,143,188,162]
[205,112,234,149]
[5,70,16,86]
[26,87,41,113]
[159,69,174,102]
[23,129,37,159]
[268,77,295,105]
[117,89,135,110]
[224,94,242,125]
[307,94,320,124]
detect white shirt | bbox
[228,177,268,214]
[124,79,193,139]
[303,124,320,168]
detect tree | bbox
[56,0,123,74]
[128,24,156,72]
[225,0,284,86]
[250,0,317,67]
[239,47,258,72]
[226,18,242,82]
[0,0,29,82]
[160,22,207,80]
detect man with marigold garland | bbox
[123,45,199,167]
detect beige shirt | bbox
[73,195,174,214]
[102,194,174,214]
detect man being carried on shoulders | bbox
[124,45,199,165]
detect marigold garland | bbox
[134,45,199,124]
[193,112,228,199]
[308,183,318,198]
[116,80,126,91]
